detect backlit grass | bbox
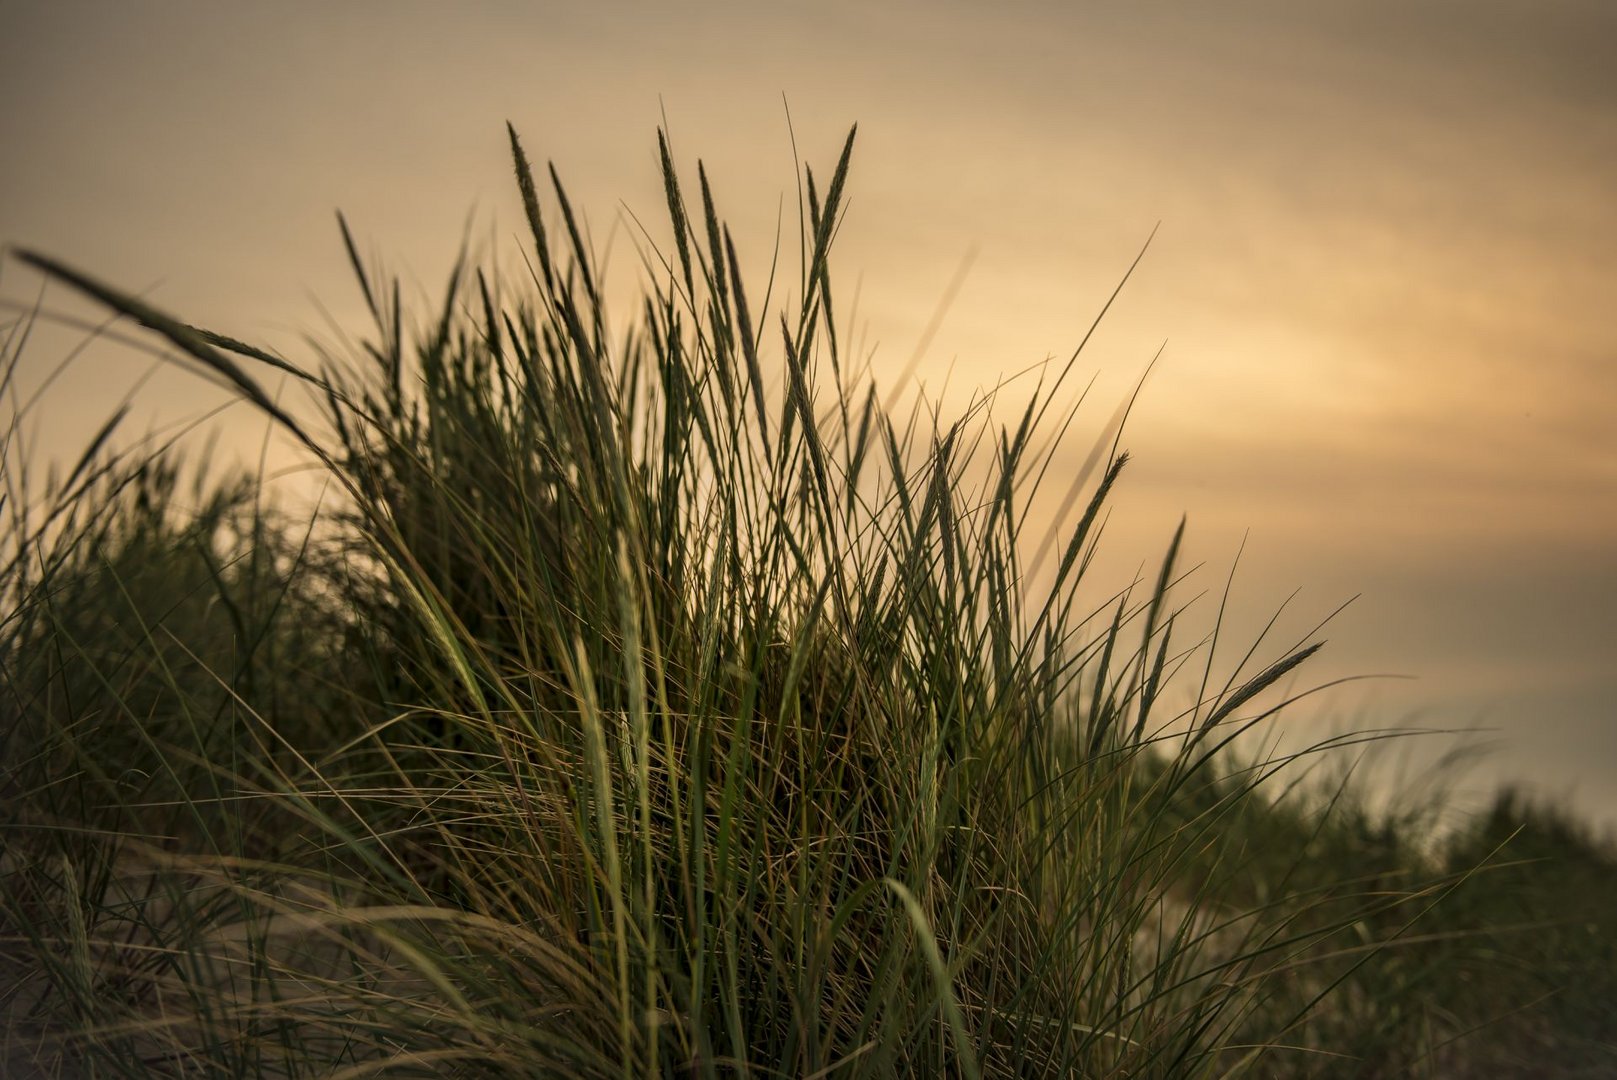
[2,124,1613,1078]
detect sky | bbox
[3,1,1614,824]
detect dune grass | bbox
[2,123,1613,1078]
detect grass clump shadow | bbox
[3,122,1613,1078]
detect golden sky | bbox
[4,1,1614,822]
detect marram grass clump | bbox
[3,124,1612,1078]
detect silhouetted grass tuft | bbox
[3,124,1612,1078]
